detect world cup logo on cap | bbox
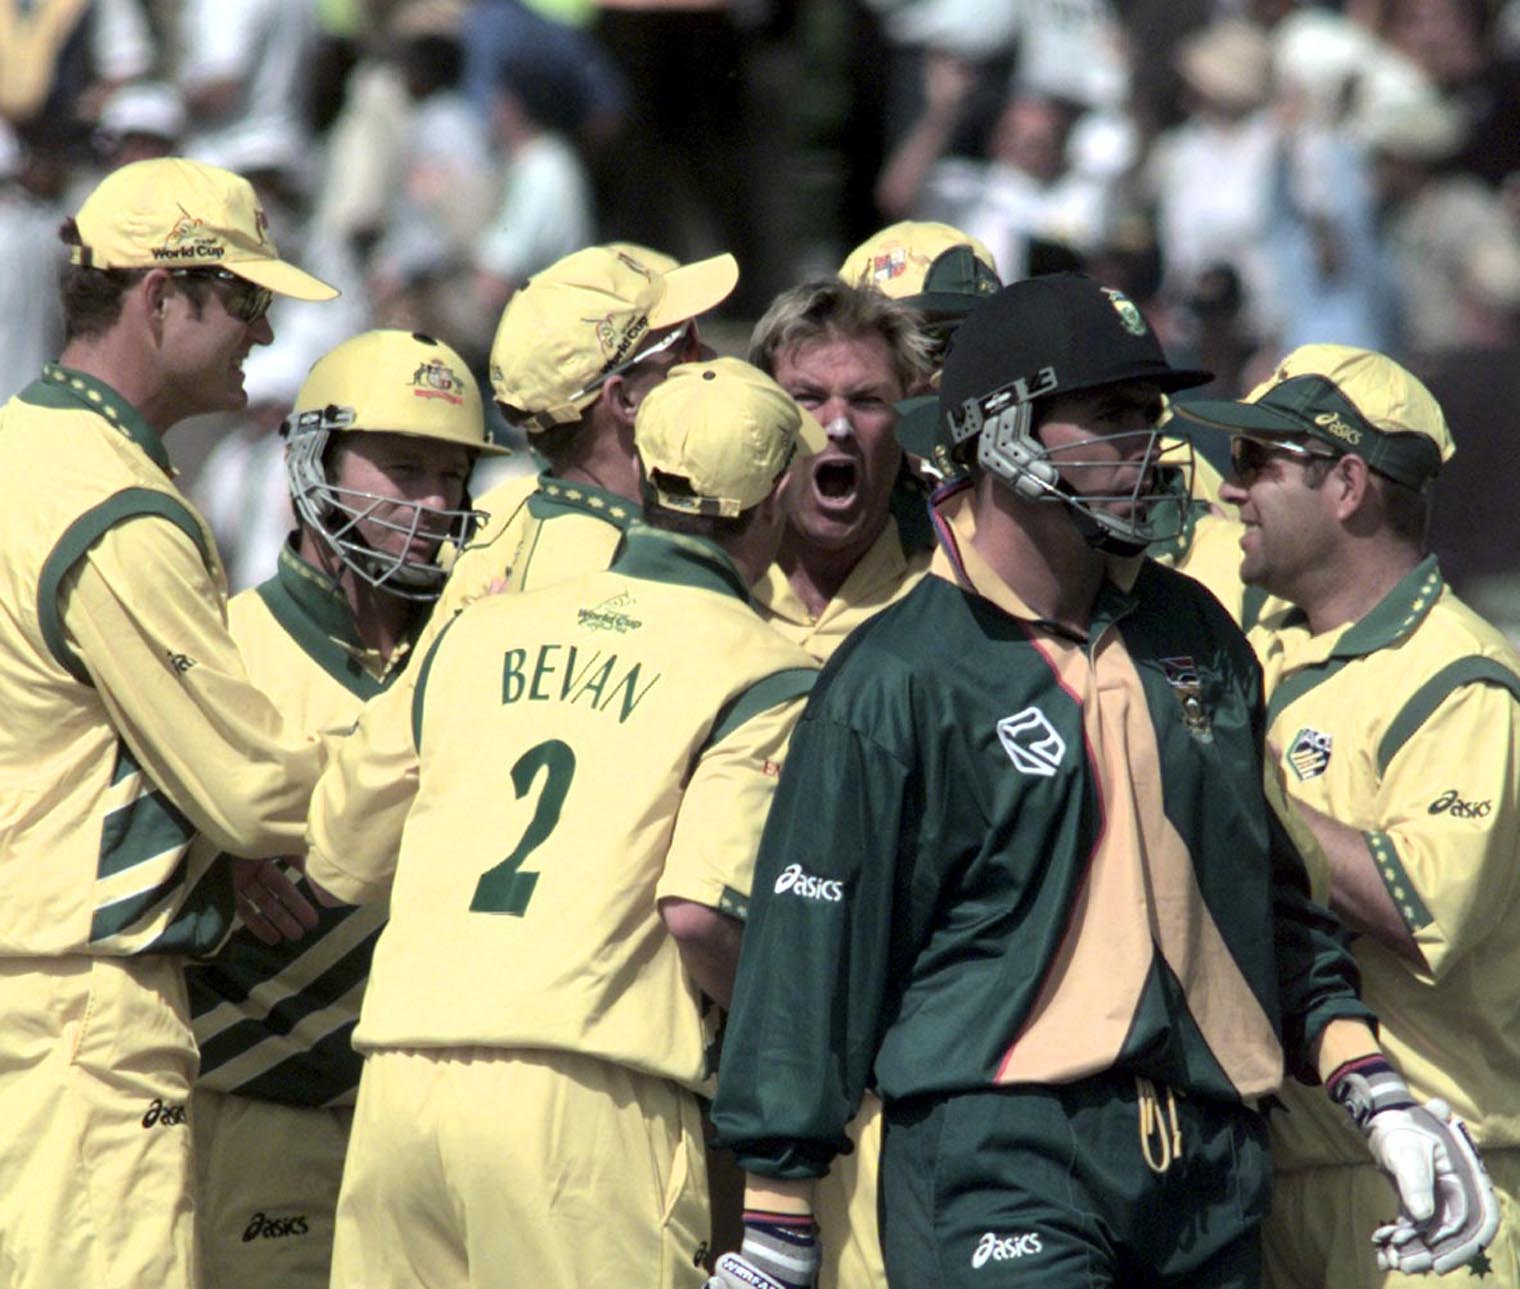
[153,207,225,261]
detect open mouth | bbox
[812,456,860,509]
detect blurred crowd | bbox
[5,0,1520,605]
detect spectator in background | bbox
[461,0,626,149]
[1365,87,1520,361]
[0,0,153,134]
[177,0,320,183]
[592,0,760,310]
[94,81,186,170]
[1381,0,1520,191]
[189,343,305,593]
[367,8,498,347]
[878,56,1112,282]
[0,121,68,402]
[470,57,596,348]
[1144,18,1285,347]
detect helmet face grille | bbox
[284,422,482,600]
[972,401,1195,551]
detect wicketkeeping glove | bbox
[704,1212,820,1289]
[1330,1056,1500,1274]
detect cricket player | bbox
[767,223,998,1288]
[305,357,823,1287]
[185,328,506,1288]
[431,242,732,624]
[749,278,935,660]
[1175,345,1519,1285]
[707,276,1497,1288]
[0,156,337,1288]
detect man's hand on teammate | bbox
[1330,1056,1501,1274]
[705,1212,820,1289]
[232,858,319,944]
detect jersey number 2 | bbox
[469,739,576,916]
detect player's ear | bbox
[141,268,172,320]
[602,373,640,426]
[1331,453,1374,522]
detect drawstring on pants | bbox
[1136,1077,1184,1174]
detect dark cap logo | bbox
[1101,287,1147,337]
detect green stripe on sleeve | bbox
[1376,657,1520,775]
[704,667,817,751]
[1365,830,1434,933]
[38,488,212,685]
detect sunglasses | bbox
[1229,435,1340,482]
[567,318,700,407]
[169,268,273,326]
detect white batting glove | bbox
[1331,1058,1500,1275]
[704,1214,820,1289]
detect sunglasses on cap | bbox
[169,267,273,326]
[1229,434,1340,482]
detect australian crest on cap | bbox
[1101,286,1147,337]
[410,357,465,405]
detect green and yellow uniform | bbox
[751,509,927,1289]
[754,516,929,659]
[0,365,322,1289]
[713,496,1372,1286]
[1254,558,1520,1288]
[418,470,636,657]
[186,543,421,1289]
[307,525,818,1288]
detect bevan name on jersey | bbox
[502,644,661,724]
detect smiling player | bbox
[0,156,338,1289]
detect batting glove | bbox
[705,1212,820,1289]
[1330,1056,1500,1274]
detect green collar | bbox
[611,524,750,602]
[1324,555,1443,658]
[23,363,172,474]
[254,542,423,697]
[1263,557,1444,725]
[527,473,638,529]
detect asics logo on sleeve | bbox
[972,1231,1044,1268]
[773,863,844,902]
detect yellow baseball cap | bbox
[1173,343,1454,489]
[635,357,825,519]
[69,157,338,301]
[839,221,1001,315]
[489,244,739,431]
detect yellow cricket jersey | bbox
[409,471,636,676]
[1257,557,1520,1163]
[307,525,819,1090]
[0,365,322,958]
[754,518,929,661]
[188,543,410,1105]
